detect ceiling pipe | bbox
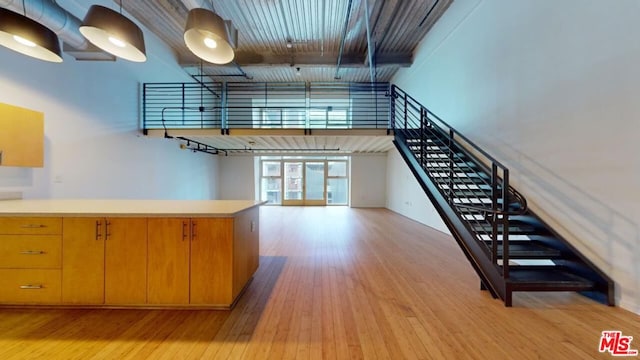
[180,0,214,11]
[334,0,354,80]
[363,0,375,82]
[0,0,88,49]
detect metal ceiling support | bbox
[232,62,252,80]
[0,0,88,49]
[334,0,353,80]
[419,0,440,27]
[363,0,375,82]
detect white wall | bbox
[350,154,387,207]
[393,0,640,313]
[218,156,256,200]
[0,0,218,200]
[386,148,449,234]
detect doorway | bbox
[259,157,348,206]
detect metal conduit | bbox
[334,0,353,80]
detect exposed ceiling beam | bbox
[180,52,411,68]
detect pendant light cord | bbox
[22,0,26,16]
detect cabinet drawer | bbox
[0,269,61,304]
[0,235,61,269]
[0,217,62,235]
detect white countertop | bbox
[0,199,265,217]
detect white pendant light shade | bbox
[184,8,235,64]
[0,7,62,63]
[79,5,146,62]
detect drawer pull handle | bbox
[20,224,46,229]
[20,284,44,290]
[20,250,46,255]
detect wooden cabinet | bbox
[147,218,190,304]
[104,218,147,305]
[63,217,147,305]
[190,218,234,305]
[0,203,260,308]
[148,217,250,306]
[0,103,44,167]
[0,217,62,304]
[232,207,260,300]
[62,218,104,304]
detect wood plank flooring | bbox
[0,207,638,359]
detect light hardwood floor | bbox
[0,207,638,359]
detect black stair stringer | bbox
[393,136,507,302]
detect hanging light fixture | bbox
[184,8,236,64]
[79,3,146,62]
[0,6,62,63]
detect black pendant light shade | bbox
[79,5,146,62]
[184,8,235,64]
[0,7,62,63]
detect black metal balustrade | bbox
[390,84,614,307]
[142,82,390,130]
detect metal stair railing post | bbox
[221,82,228,131]
[420,108,426,168]
[181,83,186,126]
[448,129,454,203]
[491,163,499,265]
[403,92,408,130]
[389,85,396,132]
[143,84,147,129]
[502,169,510,279]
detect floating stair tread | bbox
[472,224,536,233]
[491,243,562,258]
[507,268,595,289]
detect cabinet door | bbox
[105,218,147,305]
[0,103,44,167]
[62,217,104,304]
[147,218,190,304]
[190,218,234,305]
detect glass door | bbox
[260,157,348,206]
[304,162,326,205]
[282,161,303,205]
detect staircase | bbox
[390,85,614,306]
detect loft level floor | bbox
[0,207,637,359]
[145,129,394,154]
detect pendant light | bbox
[184,8,236,64]
[0,5,62,63]
[79,2,146,62]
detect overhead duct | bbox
[0,0,86,48]
[180,0,214,11]
[0,0,114,60]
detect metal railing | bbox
[143,82,390,130]
[391,85,528,279]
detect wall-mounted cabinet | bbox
[0,103,44,168]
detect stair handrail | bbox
[391,84,530,278]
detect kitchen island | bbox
[0,200,263,309]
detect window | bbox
[327,161,348,205]
[260,161,282,204]
[258,156,349,206]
